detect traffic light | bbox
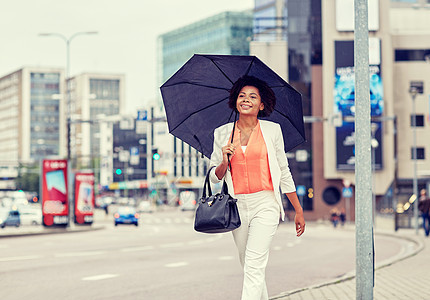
[152,148,160,161]
[115,168,122,175]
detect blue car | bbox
[0,208,21,228]
[114,206,139,226]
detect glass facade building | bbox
[158,11,253,85]
[30,72,61,159]
[253,0,322,211]
[89,78,120,155]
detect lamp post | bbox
[409,86,419,235]
[38,31,98,160]
[39,31,98,227]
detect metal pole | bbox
[411,91,419,234]
[38,31,98,227]
[354,0,374,299]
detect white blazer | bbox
[209,120,296,221]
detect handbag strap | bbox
[202,166,216,198]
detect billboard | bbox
[74,172,95,224]
[42,159,68,226]
[335,0,379,31]
[334,39,384,170]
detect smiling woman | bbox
[209,75,305,300]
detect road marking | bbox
[287,243,295,247]
[187,240,204,245]
[55,251,106,258]
[160,242,185,248]
[0,255,41,262]
[120,246,154,252]
[218,256,234,261]
[165,262,189,268]
[82,274,119,281]
[273,246,282,251]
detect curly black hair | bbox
[228,75,276,118]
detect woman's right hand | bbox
[222,143,236,164]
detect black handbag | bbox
[194,166,241,233]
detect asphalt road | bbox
[0,208,415,300]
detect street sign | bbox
[296,185,306,197]
[130,146,140,165]
[137,110,148,121]
[342,187,353,198]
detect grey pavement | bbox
[3,209,430,300]
[270,225,430,300]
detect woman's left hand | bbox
[295,213,305,237]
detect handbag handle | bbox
[202,167,231,199]
[202,166,215,198]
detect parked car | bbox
[179,191,197,211]
[19,207,42,226]
[0,208,21,228]
[114,206,139,226]
[138,201,154,213]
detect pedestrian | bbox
[330,208,339,228]
[209,75,305,300]
[418,189,430,237]
[339,208,346,226]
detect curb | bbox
[0,225,105,238]
[270,229,425,300]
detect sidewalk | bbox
[270,227,430,300]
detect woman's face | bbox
[236,85,264,117]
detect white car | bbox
[19,208,42,226]
[179,191,197,211]
[138,201,154,213]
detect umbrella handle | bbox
[227,112,237,172]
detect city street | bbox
[0,208,416,300]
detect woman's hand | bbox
[215,143,236,180]
[295,212,305,237]
[221,143,236,164]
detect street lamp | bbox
[38,31,98,160]
[39,31,98,227]
[409,86,419,235]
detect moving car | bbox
[138,200,154,213]
[0,208,21,228]
[19,207,42,226]
[179,191,197,211]
[114,206,139,226]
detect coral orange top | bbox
[230,121,274,195]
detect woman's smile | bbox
[236,86,263,116]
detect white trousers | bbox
[232,190,280,300]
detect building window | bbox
[411,147,425,160]
[395,49,430,61]
[411,115,425,127]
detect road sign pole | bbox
[355,0,374,298]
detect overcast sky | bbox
[0,0,253,114]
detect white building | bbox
[68,73,125,169]
[0,67,64,189]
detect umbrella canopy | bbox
[160,54,305,158]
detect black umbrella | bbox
[160,54,305,158]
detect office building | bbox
[0,67,64,189]
[158,10,253,86]
[68,73,125,169]
[155,10,253,193]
